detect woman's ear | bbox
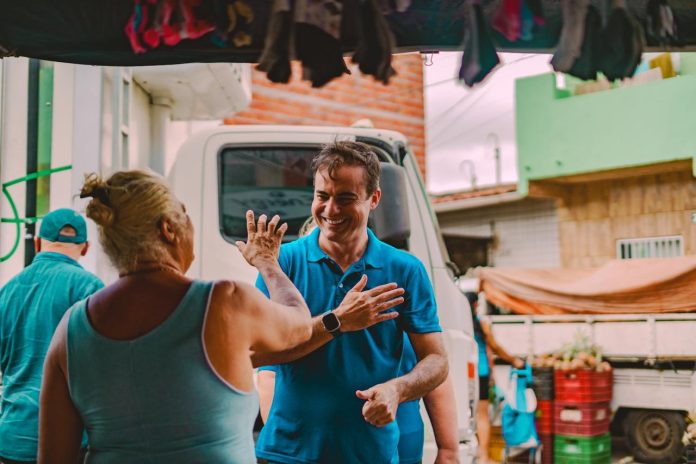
[159,218,177,244]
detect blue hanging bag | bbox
[501,364,539,448]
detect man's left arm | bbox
[356,331,448,427]
[424,374,460,464]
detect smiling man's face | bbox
[311,164,381,246]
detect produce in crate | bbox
[529,332,611,372]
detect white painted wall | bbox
[437,198,561,268]
[0,58,30,282]
[1,62,249,284]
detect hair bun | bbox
[81,173,115,227]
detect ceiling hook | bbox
[421,51,438,67]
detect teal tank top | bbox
[66,280,259,463]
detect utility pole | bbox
[459,159,477,190]
[487,132,501,185]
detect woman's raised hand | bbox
[235,210,287,267]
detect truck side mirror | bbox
[369,163,410,249]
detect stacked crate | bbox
[685,443,696,463]
[532,367,555,464]
[553,368,613,463]
[489,425,505,462]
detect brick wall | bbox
[224,53,426,176]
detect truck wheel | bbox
[625,410,685,464]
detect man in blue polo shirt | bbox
[0,208,103,464]
[253,141,449,464]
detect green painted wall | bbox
[515,54,696,195]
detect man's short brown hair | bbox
[311,141,381,195]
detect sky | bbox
[424,52,554,195]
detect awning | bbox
[479,256,696,314]
[1,1,696,67]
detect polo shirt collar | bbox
[32,251,82,268]
[306,227,384,269]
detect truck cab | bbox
[169,124,479,462]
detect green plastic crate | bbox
[554,433,611,463]
[554,452,611,464]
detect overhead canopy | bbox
[479,257,696,314]
[1,1,695,66]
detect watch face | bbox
[322,312,340,332]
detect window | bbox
[218,146,317,243]
[616,236,684,259]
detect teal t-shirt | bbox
[475,318,490,377]
[0,252,103,461]
[255,228,441,464]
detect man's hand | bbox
[434,448,460,464]
[235,210,287,268]
[334,275,405,332]
[355,382,400,427]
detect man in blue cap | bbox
[0,208,103,464]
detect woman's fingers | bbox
[267,215,280,234]
[246,210,256,235]
[257,214,268,233]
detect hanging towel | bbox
[645,0,681,47]
[295,0,350,87]
[256,0,293,84]
[459,0,500,87]
[492,0,522,42]
[352,0,397,85]
[567,4,602,81]
[550,0,589,73]
[598,0,644,81]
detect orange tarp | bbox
[478,257,696,315]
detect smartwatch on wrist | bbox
[321,311,342,336]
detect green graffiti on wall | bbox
[1,165,72,262]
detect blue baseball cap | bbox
[38,208,88,244]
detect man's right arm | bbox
[252,275,405,367]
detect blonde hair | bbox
[80,170,187,273]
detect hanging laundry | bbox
[256,0,293,83]
[352,0,397,85]
[598,0,644,81]
[519,0,535,41]
[459,0,500,87]
[295,0,351,88]
[0,43,15,58]
[566,4,602,81]
[492,0,522,42]
[524,0,545,26]
[124,0,218,53]
[210,0,255,48]
[645,0,681,47]
[550,0,590,73]
[375,0,412,14]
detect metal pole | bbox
[487,132,501,185]
[24,59,40,266]
[150,96,172,175]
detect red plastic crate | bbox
[554,369,613,403]
[536,400,554,434]
[539,433,554,464]
[554,401,611,436]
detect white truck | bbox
[487,313,696,464]
[168,124,480,463]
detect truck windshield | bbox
[218,146,317,243]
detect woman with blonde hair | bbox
[38,170,312,463]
